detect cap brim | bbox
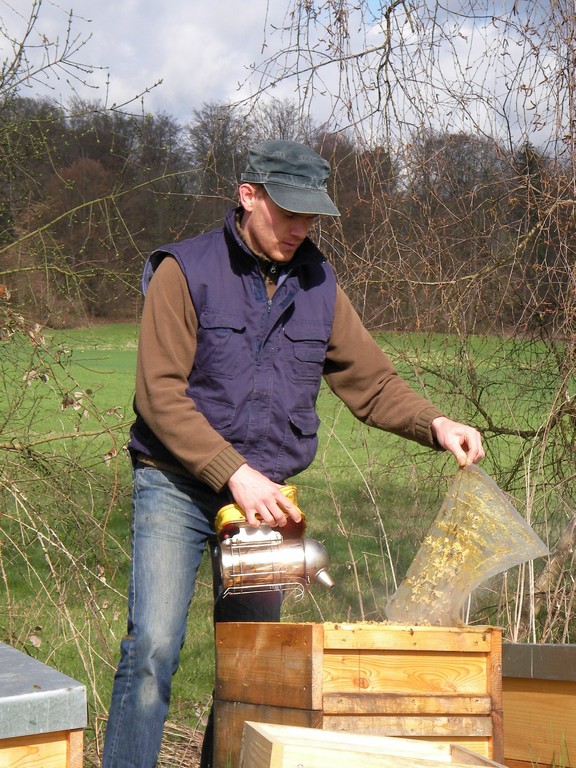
[264,182,340,216]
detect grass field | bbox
[0,321,561,763]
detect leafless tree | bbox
[235,0,576,642]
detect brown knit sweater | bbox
[134,257,444,491]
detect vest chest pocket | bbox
[283,322,329,383]
[196,308,246,378]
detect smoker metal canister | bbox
[215,485,334,593]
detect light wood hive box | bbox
[214,622,503,768]
[240,721,507,768]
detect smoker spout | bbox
[303,538,335,590]
[315,568,335,590]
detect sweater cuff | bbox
[414,406,446,449]
[199,446,247,492]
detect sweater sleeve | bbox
[135,256,247,491]
[323,286,445,448]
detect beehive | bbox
[214,622,503,768]
[0,642,86,768]
[502,642,576,768]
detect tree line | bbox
[1,94,573,339]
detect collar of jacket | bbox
[225,206,324,276]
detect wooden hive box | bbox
[240,721,507,768]
[214,622,503,768]
[502,643,576,768]
[0,642,87,768]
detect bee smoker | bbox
[215,485,334,598]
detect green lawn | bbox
[0,322,562,758]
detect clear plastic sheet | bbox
[385,465,548,625]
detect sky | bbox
[9,0,292,122]
[4,0,559,147]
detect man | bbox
[102,140,484,768]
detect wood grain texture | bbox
[0,731,71,768]
[213,623,502,768]
[214,700,322,768]
[322,624,496,653]
[239,721,504,768]
[502,677,576,767]
[322,650,490,695]
[67,729,84,768]
[215,622,324,709]
[323,693,492,715]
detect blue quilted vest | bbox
[129,207,337,483]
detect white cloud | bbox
[6,0,562,147]
[11,0,286,121]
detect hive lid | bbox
[0,642,87,738]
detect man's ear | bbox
[238,183,258,212]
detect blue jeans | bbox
[102,465,282,768]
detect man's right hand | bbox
[227,464,302,527]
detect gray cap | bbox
[240,140,340,216]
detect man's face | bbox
[239,184,318,262]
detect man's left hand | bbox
[431,416,484,467]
